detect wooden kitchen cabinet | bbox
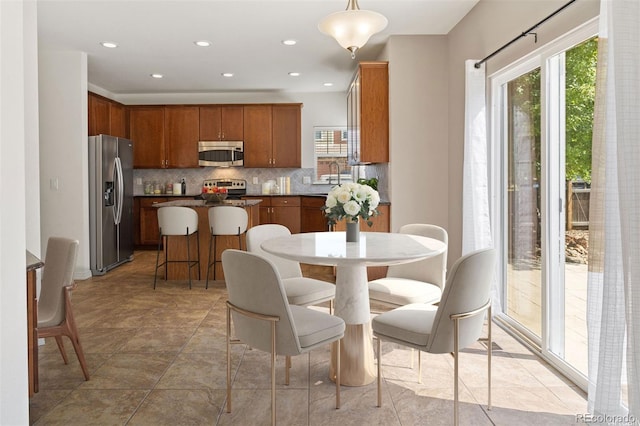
[199,106,244,141]
[244,104,302,168]
[243,105,272,167]
[271,104,301,168]
[89,93,110,136]
[129,106,165,168]
[129,106,198,168]
[347,62,389,164]
[89,92,127,138]
[243,196,301,234]
[164,106,199,168]
[301,196,330,232]
[110,102,127,138]
[137,197,168,247]
[270,197,301,233]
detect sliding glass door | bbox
[491,22,597,386]
[505,66,542,339]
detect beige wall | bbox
[38,51,91,278]
[380,35,450,233]
[445,0,599,264]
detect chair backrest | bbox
[427,248,496,354]
[38,237,79,327]
[158,206,199,236]
[386,224,448,289]
[245,224,302,279]
[208,206,248,236]
[222,249,300,355]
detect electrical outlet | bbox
[50,178,59,191]
[303,176,311,184]
[252,177,259,184]
[136,177,143,185]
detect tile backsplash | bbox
[133,164,389,200]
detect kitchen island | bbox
[153,199,261,281]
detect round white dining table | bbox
[261,231,447,386]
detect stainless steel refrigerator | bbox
[89,135,134,275]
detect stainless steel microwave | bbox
[198,140,244,167]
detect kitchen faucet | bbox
[328,161,341,185]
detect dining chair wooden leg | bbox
[54,336,68,364]
[64,288,90,381]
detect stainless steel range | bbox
[202,178,247,199]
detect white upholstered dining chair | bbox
[222,249,345,425]
[246,224,335,312]
[368,223,448,308]
[372,248,496,426]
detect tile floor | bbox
[29,250,588,425]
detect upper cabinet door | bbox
[165,106,199,168]
[348,61,388,164]
[130,106,165,168]
[109,103,127,138]
[88,94,110,136]
[199,106,244,140]
[199,106,223,140]
[272,104,301,168]
[243,105,272,168]
[221,106,244,140]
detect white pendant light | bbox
[318,0,388,59]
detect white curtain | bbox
[587,0,640,421]
[462,60,499,310]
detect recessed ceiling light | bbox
[288,72,301,77]
[323,82,334,87]
[194,40,211,47]
[150,73,164,79]
[282,39,297,46]
[221,73,234,78]
[100,42,118,48]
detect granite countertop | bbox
[136,193,389,204]
[153,199,262,208]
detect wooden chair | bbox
[37,237,90,381]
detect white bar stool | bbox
[154,206,200,289]
[206,206,248,288]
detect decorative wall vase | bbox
[346,220,360,242]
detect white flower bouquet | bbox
[323,182,380,226]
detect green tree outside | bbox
[565,37,598,184]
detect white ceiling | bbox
[37,0,479,95]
